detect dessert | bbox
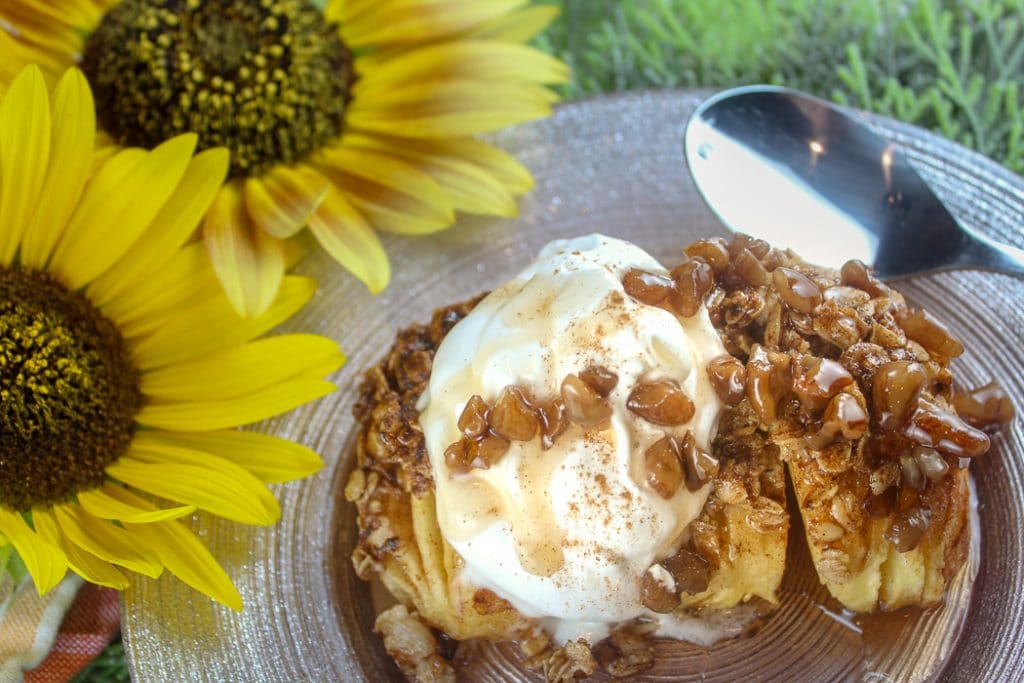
[346,234,1013,681]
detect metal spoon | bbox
[684,85,1024,278]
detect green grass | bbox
[73,1,1024,680]
[540,0,1024,171]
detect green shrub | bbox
[540,0,1024,171]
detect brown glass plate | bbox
[122,91,1024,681]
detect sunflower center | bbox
[81,0,353,177]
[0,267,141,511]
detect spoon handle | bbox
[962,233,1024,278]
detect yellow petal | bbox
[130,275,316,370]
[318,144,451,214]
[356,41,569,92]
[141,334,344,401]
[18,68,94,269]
[353,133,534,197]
[347,81,553,137]
[470,5,560,41]
[243,165,329,240]
[32,508,129,590]
[316,146,454,235]
[203,183,286,318]
[0,65,50,264]
[307,186,391,293]
[0,507,66,594]
[136,379,336,431]
[341,134,518,216]
[50,134,198,288]
[109,450,280,525]
[78,484,198,524]
[4,0,104,28]
[87,147,230,307]
[341,0,527,47]
[100,242,218,336]
[122,518,242,610]
[138,430,324,484]
[52,504,162,578]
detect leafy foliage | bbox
[539,0,1024,171]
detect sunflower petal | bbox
[99,242,218,336]
[52,504,162,578]
[136,379,336,431]
[243,165,329,240]
[0,508,66,594]
[130,275,316,370]
[342,134,518,216]
[346,81,553,137]
[141,334,344,401]
[108,452,280,526]
[87,147,230,307]
[340,0,527,47]
[0,65,50,264]
[318,144,450,212]
[138,430,324,484]
[19,68,94,269]
[470,5,560,41]
[50,134,198,288]
[204,183,286,318]
[348,133,534,196]
[31,508,129,590]
[307,187,391,292]
[315,153,454,236]
[122,518,242,610]
[355,41,569,91]
[77,485,198,524]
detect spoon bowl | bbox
[684,86,1024,278]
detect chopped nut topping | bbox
[644,436,683,499]
[535,398,568,450]
[898,308,964,359]
[669,259,714,317]
[680,431,719,491]
[684,237,730,271]
[912,445,949,481]
[490,386,538,441]
[904,397,990,457]
[444,434,510,474]
[952,380,1015,429]
[745,344,791,424]
[772,266,822,313]
[839,258,871,289]
[727,233,770,259]
[639,565,678,613]
[561,373,612,427]
[886,506,931,553]
[791,355,854,412]
[819,391,868,442]
[707,354,747,405]
[733,247,771,287]
[662,547,710,594]
[872,360,927,431]
[627,379,695,425]
[457,395,490,439]
[579,364,618,397]
[899,452,926,492]
[622,268,674,306]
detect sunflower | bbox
[0,0,568,318]
[0,65,344,609]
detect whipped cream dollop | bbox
[418,235,728,644]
